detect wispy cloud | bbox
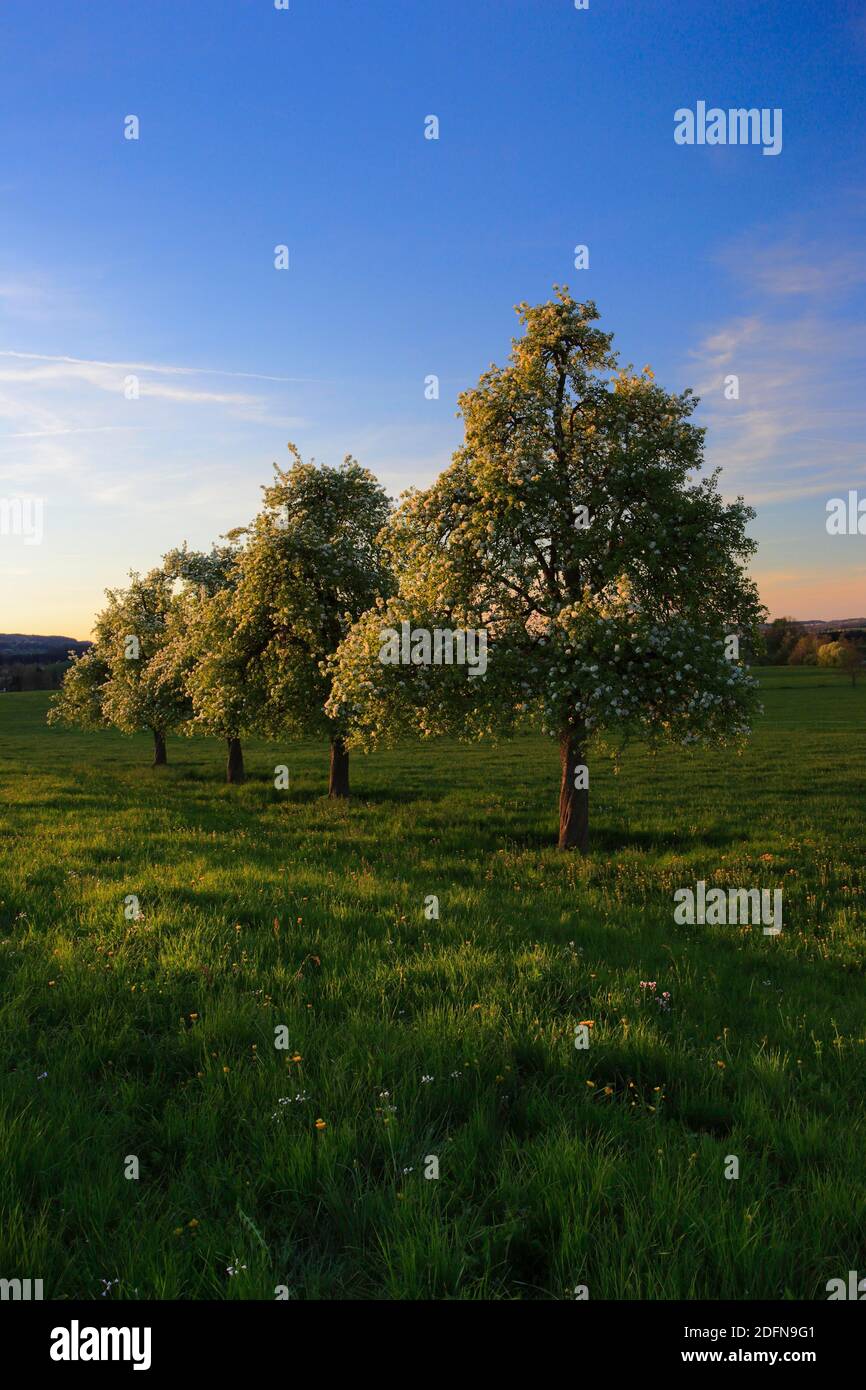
[6,424,157,439]
[0,348,319,384]
[715,238,866,299]
[687,239,866,505]
[0,342,311,494]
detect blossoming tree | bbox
[152,544,254,783]
[328,290,764,850]
[49,567,184,765]
[226,447,393,797]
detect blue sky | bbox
[1,0,864,636]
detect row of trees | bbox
[51,290,764,851]
[1,661,70,692]
[49,452,390,796]
[764,617,863,682]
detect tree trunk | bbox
[328,736,350,798]
[152,729,167,766]
[226,736,245,784]
[558,728,589,852]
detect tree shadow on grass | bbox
[501,823,742,856]
[592,824,742,854]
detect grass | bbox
[0,666,864,1300]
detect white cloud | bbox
[0,341,312,507]
[0,348,316,384]
[686,235,866,505]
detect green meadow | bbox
[0,666,864,1300]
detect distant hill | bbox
[0,634,92,692]
[794,619,866,632]
[0,633,91,662]
[761,619,866,633]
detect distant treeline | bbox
[0,660,79,692]
[0,636,91,692]
[763,618,866,666]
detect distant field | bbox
[0,667,864,1299]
